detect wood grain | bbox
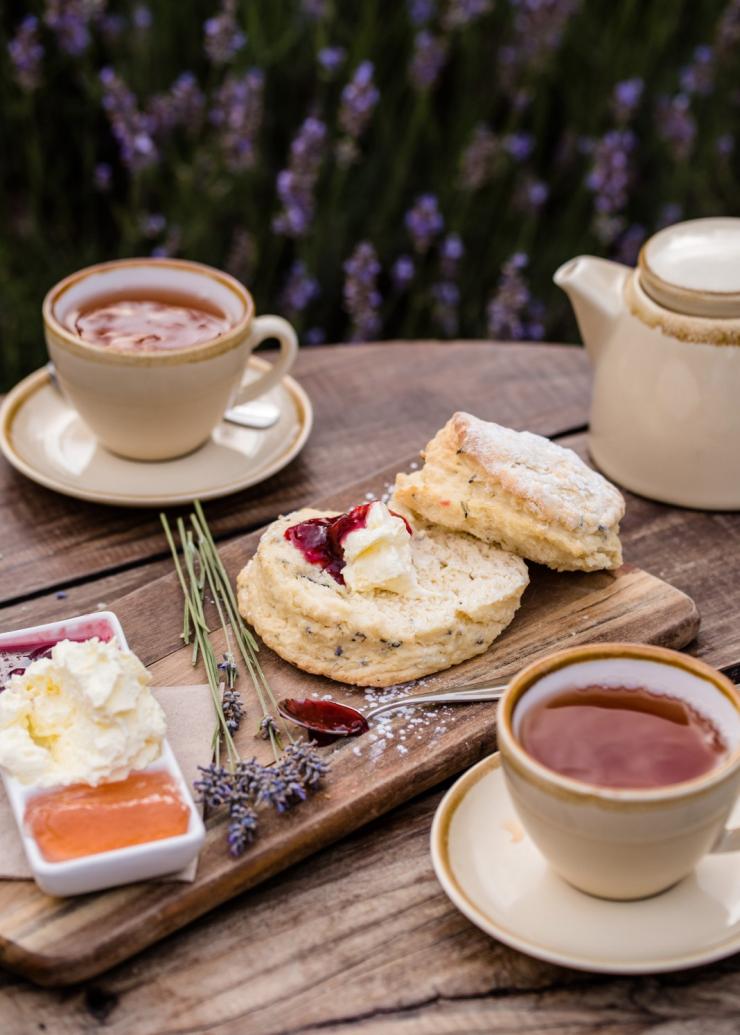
[0,342,591,605]
[0,460,699,987]
[1,785,737,1035]
[0,342,737,1033]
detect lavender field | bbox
[1,1,738,388]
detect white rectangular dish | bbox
[0,611,205,896]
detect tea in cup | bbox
[497,644,740,900]
[43,258,298,461]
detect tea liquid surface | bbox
[70,294,231,352]
[518,684,726,789]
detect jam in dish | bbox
[25,771,190,862]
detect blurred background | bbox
[1,0,738,390]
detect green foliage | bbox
[0,1,737,390]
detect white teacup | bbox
[43,258,298,461]
[497,644,740,900]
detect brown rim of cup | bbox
[498,642,740,806]
[42,257,254,367]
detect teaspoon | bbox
[278,682,507,740]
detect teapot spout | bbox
[553,256,629,360]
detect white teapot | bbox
[555,218,740,509]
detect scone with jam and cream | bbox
[237,501,528,687]
[393,413,625,572]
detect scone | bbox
[237,506,529,687]
[393,413,625,571]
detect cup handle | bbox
[233,315,298,404]
[711,823,740,854]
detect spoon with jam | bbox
[278,683,507,742]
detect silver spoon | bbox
[278,682,507,739]
[223,400,281,430]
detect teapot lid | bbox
[639,217,740,318]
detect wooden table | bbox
[1,341,739,1033]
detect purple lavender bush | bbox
[1,1,738,388]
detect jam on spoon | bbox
[279,698,369,741]
[284,502,412,585]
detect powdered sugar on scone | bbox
[438,413,624,534]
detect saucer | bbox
[431,753,740,974]
[0,358,313,507]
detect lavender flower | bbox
[506,0,579,72]
[8,17,44,92]
[410,31,448,91]
[210,70,264,171]
[318,46,346,75]
[227,799,258,856]
[612,78,643,123]
[443,0,492,30]
[148,74,201,136]
[717,133,735,157]
[140,212,166,238]
[233,757,266,798]
[204,0,246,65]
[93,162,112,193]
[343,242,382,342]
[339,62,379,141]
[99,67,159,171]
[440,233,464,278]
[98,13,125,40]
[392,255,416,291]
[657,94,696,161]
[258,714,279,741]
[515,175,549,212]
[226,228,257,282]
[256,768,293,812]
[281,261,320,314]
[614,224,646,265]
[585,129,635,244]
[194,764,233,808]
[657,202,683,229]
[408,0,436,23]
[45,0,97,57]
[405,193,444,254]
[222,688,244,733]
[680,44,714,97]
[133,4,153,30]
[282,742,329,789]
[301,0,328,17]
[504,132,535,162]
[717,0,740,57]
[305,327,326,345]
[273,116,327,237]
[459,124,499,190]
[487,253,541,341]
[431,281,460,336]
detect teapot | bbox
[555,218,740,510]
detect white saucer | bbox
[431,753,740,974]
[0,358,313,507]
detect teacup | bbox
[43,258,298,461]
[497,644,740,900]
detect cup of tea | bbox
[42,258,299,461]
[497,644,740,900]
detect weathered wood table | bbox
[0,341,738,1033]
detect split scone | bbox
[237,502,529,687]
[393,413,625,572]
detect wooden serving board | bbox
[0,457,700,987]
